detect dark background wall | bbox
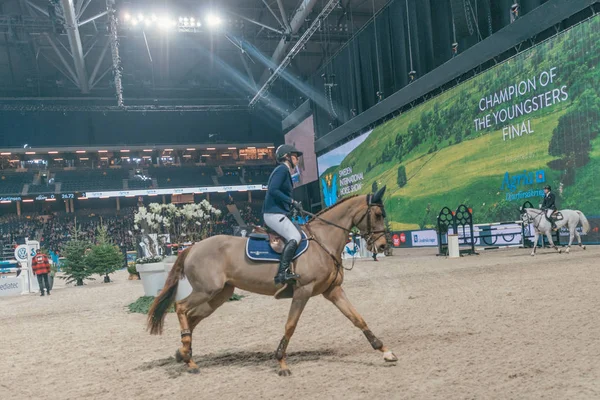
[0,109,281,147]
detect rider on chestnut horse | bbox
[263,144,304,285]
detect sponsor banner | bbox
[0,277,22,296]
[411,230,438,247]
[391,231,412,248]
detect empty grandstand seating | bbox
[0,171,33,195]
[55,169,128,192]
[150,166,214,188]
[219,172,242,185]
[128,179,154,189]
[28,184,56,194]
[245,167,271,184]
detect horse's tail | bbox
[576,211,590,234]
[147,247,191,335]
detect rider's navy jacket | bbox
[263,164,293,215]
[541,191,556,210]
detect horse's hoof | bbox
[383,351,398,362]
[558,249,562,254]
[565,248,570,253]
[530,253,535,257]
[175,349,191,363]
[175,349,183,362]
[187,366,200,374]
[278,369,292,377]
[583,246,586,250]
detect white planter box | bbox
[136,262,168,297]
[135,256,181,297]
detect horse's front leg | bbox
[531,231,539,256]
[275,287,311,376]
[323,285,397,363]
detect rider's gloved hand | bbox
[291,200,303,211]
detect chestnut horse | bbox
[147,187,397,376]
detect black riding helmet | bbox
[543,185,551,191]
[275,144,303,162]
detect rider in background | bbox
[541,185,557,230]
[263,144,303,285]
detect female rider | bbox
[263,144,303,285]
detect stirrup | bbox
[274,270,300,285]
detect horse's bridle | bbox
[522,208,545,231]
[300,196,387,270]
[355,194,387,249]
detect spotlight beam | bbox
[78,11,108,27]
[250,0,339,106]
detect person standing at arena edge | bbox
[32,249,52,296]
[263,144,303,285]
[541,185,557,230]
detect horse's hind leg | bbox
[575,229,586,250]
[566,228,575,253]
[175,285,234,373]
[545,232,561,254]
[323,285,397,363]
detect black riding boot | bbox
[274,239,300,285]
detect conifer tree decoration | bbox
[61,223,93,286]
[86,224,124,283]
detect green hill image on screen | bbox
[318,16,600,230]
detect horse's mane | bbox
[308,194,362,222]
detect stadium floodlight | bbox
[205,13,222,28]
[158,16,175,31]
[123,12,131,21]
[138,13,144,21]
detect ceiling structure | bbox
[0,0,389,112]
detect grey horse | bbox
[521,208,590,256]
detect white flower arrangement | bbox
[133,200,223,243]
[136,255,165,264]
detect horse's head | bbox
[354,186,388,253]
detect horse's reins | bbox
[524,208,546,231]
[297,198,387,272]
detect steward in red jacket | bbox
[32,251,51,296]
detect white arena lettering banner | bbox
[85,185,267,199]
[411,230,438,247]
[0,277,22,297]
